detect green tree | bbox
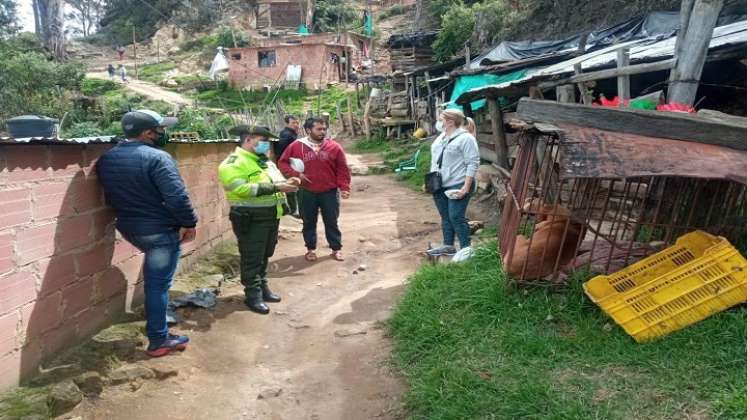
[313,0,358,32]
[0,0,20,39]
[431,2,475,62]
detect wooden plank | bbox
[346,93,356,135]
[556,84,576,103]
[616,48,631,101]
[573,63,593,105]
[566,59,677,84]
[668,0,724,105]
[516,98,747,151]
[487,98,510,169]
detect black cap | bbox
[121,110,178,136]
[228,125,279,141]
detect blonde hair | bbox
[440,109,465,127]
[465,117,476,136]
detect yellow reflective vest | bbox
[218,147,286,218]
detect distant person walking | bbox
[96,109,197,357]
[117,45,126,60]
[425,109,481,257]
[274,115,301,218]
[278,117,351,262]
[107,64,115,80]
[119,64,127,82]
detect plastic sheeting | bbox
[470,7,747,68]
[447,69,529,111]
[208,48,229,80]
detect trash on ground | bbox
[166,287,219,324]
[452,247,475,263]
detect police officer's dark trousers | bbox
[229,206,279,298]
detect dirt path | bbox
[69,167,440,420]
[87,71,194,107]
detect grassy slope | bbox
[352,136,432,190]
[389,245,747,419]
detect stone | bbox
[108,365,156,385]
[334,328,367,338]
[357,264,367,272]
[73,371,104,396]
[257,388,283,400]
[165,79,178,87]
[47,380,83,417]
[152,367,179,380]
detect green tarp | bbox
[447,69,529,112]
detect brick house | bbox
[227,32,372,89]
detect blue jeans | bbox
[433,184,472,248]
[123,230,181,345]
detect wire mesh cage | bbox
[499,129,747,284]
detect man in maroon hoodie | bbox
[279,117,351,262]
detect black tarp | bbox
[471,6,747,68]
[386,31,439,49]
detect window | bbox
[258,50,277,68]
[231,52,242,60]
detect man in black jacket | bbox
[97,110,197,358]
[274,115,300,217]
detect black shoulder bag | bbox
[424,133,460,193]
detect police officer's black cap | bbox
[121,109,178,136]
[229,125,279,140]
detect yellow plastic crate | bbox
[584,230,747,342]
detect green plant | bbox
[432,2,475,62]
[63,121,102,138]
[313,0,359,32]
[138,62,177,83]
[80,78,118,96]
[378,4,407,20]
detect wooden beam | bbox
[346,93,356,135]
[488,98,510,169]
[573,63,593,105]
[668,0,725,105]
[463,102,474,118]
[516,98,747,151]
[616,48,631,101]
[556,84,576,103]
[568,59,676,84]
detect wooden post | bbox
[355,82,361,108]
[487,98,510,169]
[556,84,576,103]
[363,94,372,139]
[336,100,346,132]
[463,102,474,118]
[133,27,138,80]
[668,0,724,105]
[346,93,356,135]
[464,42,471,69]
[617,48,631,101]
[574,63,592,105]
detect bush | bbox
[63,121,102,138]
[172,108,233,139]
[432,2,476,62]
[378,4,407,20]
[80,78,118,96]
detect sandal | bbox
[332,250,344,262]
[305,250,318,262]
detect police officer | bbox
[218,126,299,314]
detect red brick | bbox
[91,208,115,241]
[57,214,93,253]
[0,233,14,276]
[0,271,37,313]
[16,223,56,265]
[61,277,93,318]
[19,292,62,339]
[31,182,75,221]
[117,254,144,285]
[0,312,19,356]
[74,245,113,277]
[36,254,77,294]
[0,189,32,230]
[3,146,49,182]
[83,144,113,176]
[94,267,126,302]
[71,178,103,212]
[0,351,21,390]
[49,147,84,178]
[112,239,139,265]
[75,303,110,339]
[40,323,77,359]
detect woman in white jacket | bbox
[427,109,481,256]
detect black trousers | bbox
[298,188,342,251]
[229,207,279,290]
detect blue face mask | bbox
[255,140,270,155]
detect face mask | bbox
[435,120,444,132]
[255,140,271,155]
[152,130,168,148]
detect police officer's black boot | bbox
[244,286,270,314]
[260,280,281,303]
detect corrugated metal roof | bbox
[459,19,747,101]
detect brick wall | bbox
[0,141,236,391]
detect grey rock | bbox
[257,387,283,400]
[108,365,156,385]
[334,328,367,338]
[47,380,83,417]
[73,371,104,396]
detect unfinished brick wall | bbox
[0,141,236,390]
